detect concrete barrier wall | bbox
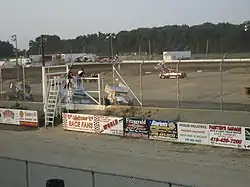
[3,61,250,80]
[0,101,249,126]
[62,112,250,150]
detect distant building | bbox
[30,53,97,63]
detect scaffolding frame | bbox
[112,65,142,106]
[65,75,103,110]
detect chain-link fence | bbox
[0,156,194,187]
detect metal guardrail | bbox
[122,58,250,63]
[2,58,250,69]
[0,156,194,187]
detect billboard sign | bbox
[209,124,244,148]
[124,118,149,138]
[178,122,209,145]
[63,113,95,133]
[0,108,38,127]
[148,120,177,141]
[19,110,38,127]
[243,127,250,150]
[98,116,124,136]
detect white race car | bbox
[159,68,187,79]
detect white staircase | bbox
[45,78,61,127]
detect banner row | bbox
[0,108,38,127]
[62,113,250,150]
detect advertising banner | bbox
[243,127,250,150]
[63,113,95,133]
[19,110,38,127]
[98,116,124,136]
[124,118,149,138]
[0,108,20,125]
[148,120,177,141]
[0,108,38,127]
[177,122,209,145]
[209,124,244,148]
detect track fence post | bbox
[92,171,96,187]
[220,53,227,111]
[25,160,29,187]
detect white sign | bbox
[63,113,95,133]
[0,108,38,127]
[98,116,124,136]
[19,110,38,127]
[243,127,250,150]
[209,124,244,149]
[0,108,20,125]
[177,122,209,145]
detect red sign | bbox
[19,110,38,127]
[2,110,15,119]
[63,113,95,133]
[98,116,124,136]
[209,124,244,148]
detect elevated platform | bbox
[59,103,105,110]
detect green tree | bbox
[27,22,250,55]
[0,41,14,58]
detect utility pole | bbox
[41,35,45,66]
[205,40,209,58]
[11,35,19,80]
[148,39,151,60]
[110,36,114,59]
[106,34,116,85]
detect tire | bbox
[160,74,165,79]
[104,98,111,106]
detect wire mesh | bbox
[28,162,93,187]
[0,157,27,187]
[94,172,193,187]
[0,157,195,187]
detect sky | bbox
[0,0,250,49]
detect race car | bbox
[159,68,187,79]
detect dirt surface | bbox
[0,127,250,187]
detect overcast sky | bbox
[0,0,249,49]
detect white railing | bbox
[122,58,250,64]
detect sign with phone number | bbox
[209,124,244,148]
[210,137,242,144]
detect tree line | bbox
[1,22,250,58]
[0,41,14,59]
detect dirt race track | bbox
[1,127,250,187]
[2,62,250,111]
[1,63,250,187]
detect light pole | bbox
[176,57,183,109]
[0,62,4,100]
[220,53,227,111]
[11,35,19,80]
[106,34,116,59]
[106,34,116,85]
[41,35,46,67]
[139,60,144,107]
[39,35,47,104]
[21,56,26,100]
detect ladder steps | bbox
[45,78,61,128]
[46,116,54,119]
